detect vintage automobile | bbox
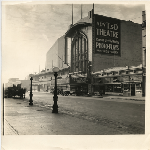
[4,84,26,99]
[61,90,71,96]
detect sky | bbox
[2,2,145,83]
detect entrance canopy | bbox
[92,64,144,78]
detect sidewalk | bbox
[4,119,18,135]
[4,97,128,135]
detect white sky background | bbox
[2,2,145,83]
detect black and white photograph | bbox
[1,1,149,150]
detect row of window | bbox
[71,33,88,73]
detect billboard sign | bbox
[93,14,120,55]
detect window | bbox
[105,85,113,92]
[136,83,142,93]
[114,84,122,93]
[124,84,130,91]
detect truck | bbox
[4,84,26,99]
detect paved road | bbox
[25,92,145,134]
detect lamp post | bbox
[29,77,33,106]
[52,67,59,113]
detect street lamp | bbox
[29,77,33,106]
[52,67,59,113]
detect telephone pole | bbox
[142,11,146,97]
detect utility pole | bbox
[29,77,33,105]
[72,4,73,25]
[81,4,82,19]
[142,11,146,97]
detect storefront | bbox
[70,74,88,95]
[122,81,142,97]
[51,75,70,91]
[92,65,143,96]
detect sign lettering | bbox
[93,15,120,55]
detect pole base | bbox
[52,105,58,113]
[29,100,33,106]
[52,109,58,113]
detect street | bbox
[4,92,145,135]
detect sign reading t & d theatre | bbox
[93,14,120,55]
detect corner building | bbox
[65,10,143,96]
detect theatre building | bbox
[64,9,144,96]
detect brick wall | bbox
[92,21,142,72]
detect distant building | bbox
[5,78,31,91]
[30,35,70,92]
[46,35,68,71]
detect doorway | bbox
[131,84,135,96]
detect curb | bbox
[91,96,145,101]
[109,98,145,101]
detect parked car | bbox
[61,90,70,96]
[50,89,61,95]
[70,90,76,95]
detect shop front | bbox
[93,77,142,96]
[92,65,143,97]
[93,76,123,96]
[122,81,142,97]
[105,83,123,95]
[51,76,70,93]
[70,75,88,96]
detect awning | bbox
[123,81,141,83]
[77,74,87,78]
[104,83,121,85]
[71,75,79,78]
[92,64,143,78]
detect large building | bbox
[29,9,145,97]
[64,9,143,96]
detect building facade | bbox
[28,9,144,97]
[64,9,143,96]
